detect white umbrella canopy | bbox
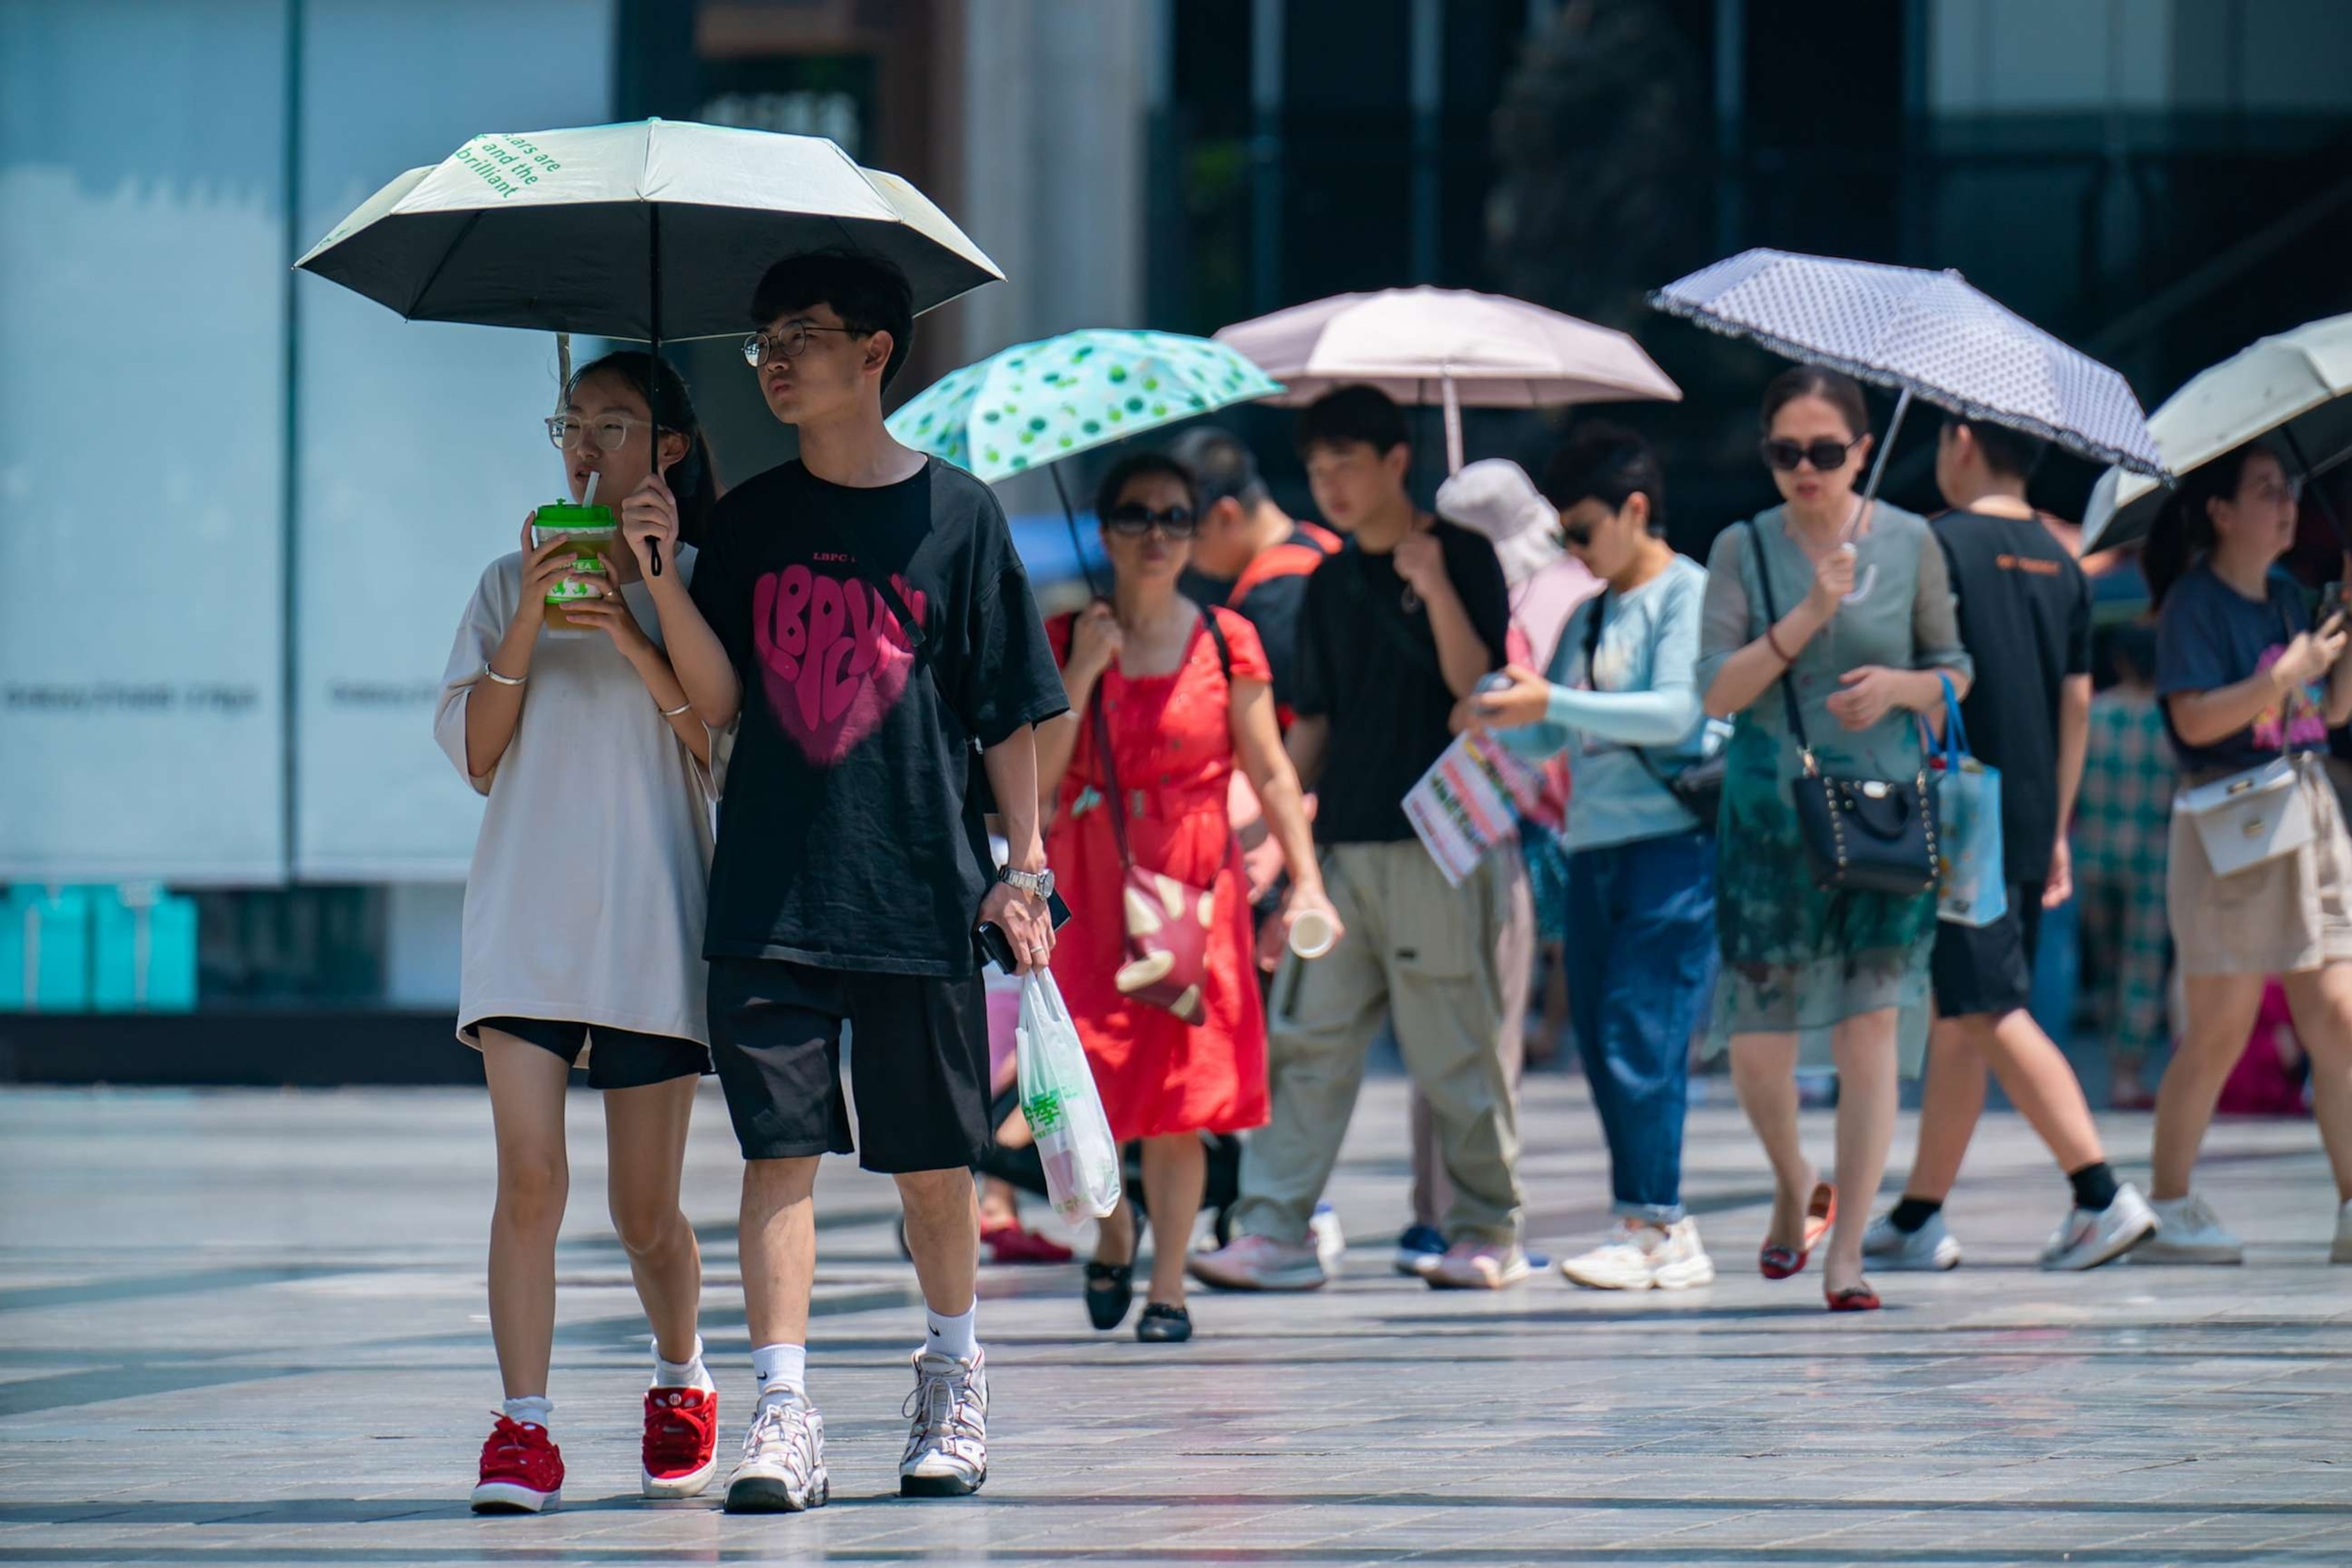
[1213,286,1681,472]
[296,119,1001,339]
[2082,312,2352,551]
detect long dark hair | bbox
[2145,443,2268,609]
[566,351,720,547]
[1760,364,1870,439]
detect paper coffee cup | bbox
[1289,908,1336,960]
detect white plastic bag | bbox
[1014,969,1123,1227]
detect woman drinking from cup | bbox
[2138,443,2352,1266]
[1695,367,1972,1312]
[433,351,723,1511]
[1036,453,1337,1342]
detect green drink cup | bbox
[529,501,617,631]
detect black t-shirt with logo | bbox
[1930,508,2092,887]
[1292,522,1512,844]
[688,458,1069,977]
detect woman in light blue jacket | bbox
[1468,423,1720,1294]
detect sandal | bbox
[1825,1282,1882,1312]
[1083,1261,1135,1331]
[1135,1302,1193,1343]
[983,1220,1074,1266]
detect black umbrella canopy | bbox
[296,120,1001,338]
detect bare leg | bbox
[1825,1008,1900,1295]
[1092,1194,1137,1267]
[1983,1010,2105,1174]
[481,1032,573,1401]
[1140,1135,1208,1308]
[2278,965,2352,1200]
[1729,1032,1815,1249]
[2151,975,2265,1201]
[740,1157,820,1348]
[602,1075,703,1364]
[1903,1018,1990,1201]
[897,1168,979,1318]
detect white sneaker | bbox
[1426,1240,1532,1290]
[1560,1219,1716,1292]
[1187,1233,1328,1292]
[1860,1209,1963,1270]
[2040,1182,2158,1271]
[2331,1199,2351,1265]
[899,1349,988,1498]
[2133,1193,2244,1265]
[1309,1200,1348,1273]
[723,1389,829,1514]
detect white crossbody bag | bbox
[2174,599,2318,878]
[2177,756,2312,879]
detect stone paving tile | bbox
[4,1076,2351,1566]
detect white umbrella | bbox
[1212,286,1681,473]
[2082,312,2352,551]
[299,119,999,576]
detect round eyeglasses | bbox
[743,322,858,367]
[546,414,651,452]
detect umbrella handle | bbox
[647,211,664,577]
[1052,465,1102,600]
[1838,384,1910,606]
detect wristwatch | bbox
[998,865,1055,901]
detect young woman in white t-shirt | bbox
[433,351,722,1513]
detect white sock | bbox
[750,1342,807,1404]
[923,1304,978,1363]
[501,1394,553,1430]
[652,1334,713,1391]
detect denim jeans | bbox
[1563,828,1718,1222]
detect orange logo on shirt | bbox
[1996,554,2062,577]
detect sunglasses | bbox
[1102,503,1197,539]
[1759,435,1864,473]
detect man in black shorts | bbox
[1861,417,2157,1273]
[634,251,1067,1511]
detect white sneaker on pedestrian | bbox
[1426,1240,1531,1291]
[1187,1233,1328,1292]
[1560,1219,1716,1292]
[723,1389,828,1514]
[899,1348,988,1498]
[1309,1200,1348,1274]
[2133,1193,2244,1265]
[2040,1182,2158,1271]
[1860,1210,1963,1270]
[2331,1199,2351,1265]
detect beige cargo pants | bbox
[1231,839,1532,1248]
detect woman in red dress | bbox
[1038,452,1336,1343]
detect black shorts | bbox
[1929,884,2045,1021]
[706,958,993,1173]
[475,1017,710,1090]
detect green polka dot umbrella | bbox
[887,328,1285,483]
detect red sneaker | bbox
[641,1387,719,1498]
[472,1416,563,1513]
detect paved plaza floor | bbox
[2,1071,2347,1566]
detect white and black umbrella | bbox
[299,118,1001,571]
[1651,250,2166,550]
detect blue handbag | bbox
[1932,673,2007,928]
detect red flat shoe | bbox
[982,1220,1075,1266]
[1758,1242,1805,1280]
[1825,1282,1881,1312]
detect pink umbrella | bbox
[1214,286,1681,473]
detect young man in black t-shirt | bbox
[1186,387,1533,1294]
[1862,419,2158,1273]
[634,253,1067,1511]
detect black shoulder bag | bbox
[1741,518,1938,896]
[1579,592,1724,831]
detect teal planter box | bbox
[0,886,95,1012]
[91,885,198,1013]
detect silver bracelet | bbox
[483,662,527,687]
[658,699,694,718]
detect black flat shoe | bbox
[1084,1261,1134,1331]
[1135,1302,1192,1343]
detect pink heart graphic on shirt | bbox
[753,564,926,766]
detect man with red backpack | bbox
[1171,426,1339,729]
